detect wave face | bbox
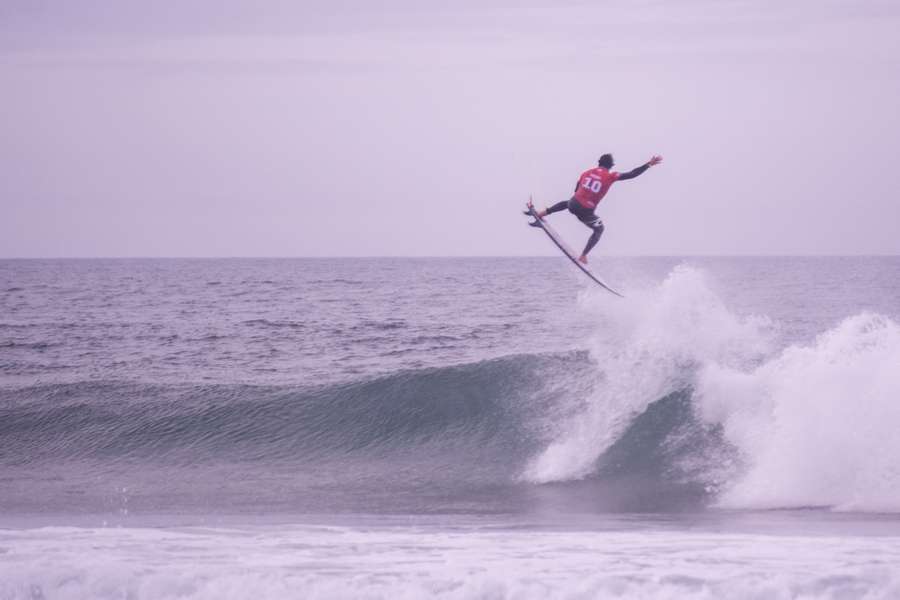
[1,354,737,513]
[1,353,571,467]
[1,353,596,512]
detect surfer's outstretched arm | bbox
[617,155,663,181]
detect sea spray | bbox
[522,265,773,483]
[698,312,900,511]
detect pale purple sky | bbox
[2,0,899,257]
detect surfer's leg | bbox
[544,200,570,216]
[581,218,605,257]
[526,199,570,225]
[528,200,568,219]
[565,200,605,262]
[574,215,604,262]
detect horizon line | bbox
[2,254,899,260]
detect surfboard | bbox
[525,200,624,297]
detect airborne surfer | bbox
[526,154,663,264]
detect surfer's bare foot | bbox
[578,255,588,265]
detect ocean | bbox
[1,256,899,599]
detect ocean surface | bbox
[2,256,900,599]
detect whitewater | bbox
[2,257,899,599]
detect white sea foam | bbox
[522,265,773,483]
[697,312,900,511]
[2,524,900,600]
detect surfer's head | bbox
[598,154,615,169]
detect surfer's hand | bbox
[649,155,663,166]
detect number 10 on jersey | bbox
[581,176,603,193]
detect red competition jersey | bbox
[573,167,620,209]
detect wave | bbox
[697,311,900,512]
[522,265,900,513]
[522,265,772,484]
[0,351,727,510]
[0,353,581,475]
[3,265,899,513]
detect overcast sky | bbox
[2,0,899,257]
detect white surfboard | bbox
[525,201,623,297]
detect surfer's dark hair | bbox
[598,154,614,169]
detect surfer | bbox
[527,154,663,264]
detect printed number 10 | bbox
[583,177,602,193]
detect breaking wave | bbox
[697,311,900,512]
[523,265,900,513]
[3,266,899,513]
